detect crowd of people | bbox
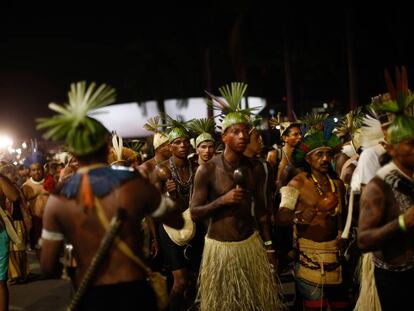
[0,70,413,311]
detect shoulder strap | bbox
[277,148,283,162]
[0,206,22,245]
[94,197,152,275]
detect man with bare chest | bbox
[152,124,201,311]
[278,129,350,310]
[22,160,49,255]
[191,82,283,311]
[140,117,172,183]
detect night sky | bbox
[0,3,413,141]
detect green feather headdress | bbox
[188,118,216,147]
[36,81,116,156]
[205,82,256,133]
[373,66,414,144]
[294,126,341,165]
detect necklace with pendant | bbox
[311,174,335,195]
[311,174,339,216]
[221,153,239,172]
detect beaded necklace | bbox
[310,174,339,216]
[310,174,335,195]
[169,157,193,197]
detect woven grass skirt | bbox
[196,231,285,311]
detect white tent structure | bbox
[90,97,266,138]
[89,101,159,138]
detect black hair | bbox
[75,143,109,165]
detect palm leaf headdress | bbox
[297,112,329,136]
[269,112,300,137]
[373,66,414,144]
[336,107,364,140]
[144,115,170,150]
[205,82,255,132]
[157,113,191,143]
[144,116,164,134]
[188,118,216,147]
[37,81,116,156]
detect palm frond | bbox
[36,81,116,156]
[37,81,116,141]
[298,112,329,127]
[127,139,145,153]
[158,112,189,133]
[205,82,251,117]
[187,118,216,135]
[143,116,165,133]
[218,82,248,112]
[336,107,364,138]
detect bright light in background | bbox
[0,135,13,149]
[333,117,338,123]
[22,142,27,149]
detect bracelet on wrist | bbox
[399,214,407,232]
[266,249,275,253]
[263,240,273,246]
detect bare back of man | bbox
[41,174,179,287]
[139,158,157,182]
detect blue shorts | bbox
[296,277,350,309]
[0,229,9,281]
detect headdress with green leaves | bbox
[144,116,169,149]
[335,107,364,152]
[269,112,300,137]
[37,81,116,156]
[188,118,216,147]
[206,82,255,133]
[294,118,341,164]
[157,113,190,143]
[373,66,414,144]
